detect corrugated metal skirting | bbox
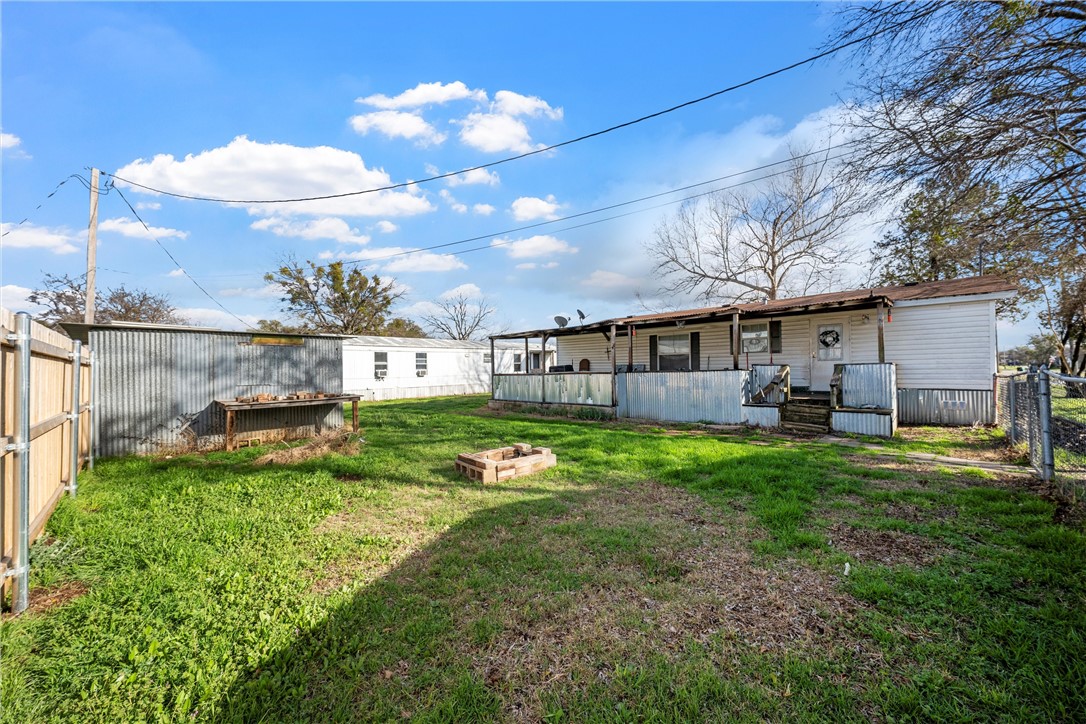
[92,329,344,456]
[896,388,994,425]
[743,405,780,428]
[832,411,894,437]
[618,370,748,424]
[840,364,896,409]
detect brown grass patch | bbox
[253,430,363,465]
[827,522,947,567]
[473,483,876,720]
[3,581,88,619]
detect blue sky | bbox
[1,2,1033,346]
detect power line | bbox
[194,143,859,279]
[110,184,254,329]
[98,10,931,205]
[1,174,98,237]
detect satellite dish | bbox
[554,315,569,328]
[576,309,589,324]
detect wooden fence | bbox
[1,308,92,611]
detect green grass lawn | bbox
[2,396,1084,721]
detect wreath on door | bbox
[818,329,841,348]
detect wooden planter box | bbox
[455,443,557,483]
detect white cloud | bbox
[178,307,261,330]
[1,132,22,149]
[99,216,188,240]
[493,90,563,120]
[438,189,468,214]
[251,216,370,244]
[114,135,434,219]
[135,201,162,211]
[167,268,186,277]
[357,81,486,110]
[374,220,398,234]
[399,300,444,317]
[0,222,82,254]
[219,283,281,299]
[446,168,500,187]
[457,112,537,154]
[492,234,578,259]
[511,195,561,221]
[322,246,468,273]
[473,203,496,216]
[515,261,559,270]
[440,283,482,300]
[350,111,447,146]
[582,270,638,290]
[0,285,45,313]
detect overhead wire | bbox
[97,8,934,205]
[109,182,255,330]
[1,173,104,237]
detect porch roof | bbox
[491,275,1016,340]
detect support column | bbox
[524,337,529,374]
[627,325,634,371]
[610,324,618,407]
[541,334,548,404]
[876,301,886,364]
[732,312,741,370]
[11,312,32,614]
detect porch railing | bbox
[492,372,613,407]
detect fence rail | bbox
[1,309,92,614]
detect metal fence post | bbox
[68,340,82,498]
[8,312,32,614]
[88,349,96,471]
[1007,376,1017,445]
[1038,369,1055,483]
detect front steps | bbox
[780,396,831,434]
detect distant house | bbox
[489,276,1016,433]
[343,336,554,401]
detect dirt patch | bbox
[3,581,88,619]
[893,426,1020,463]
[253,430,363,465]
[883,501,958,524]
[473,484,877,721]
[827,522,947,567]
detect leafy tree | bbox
[263,257,404,335]
[28,273,188,327]
[420,293,497,340]
[646,147,868,302]
[381,317,427,338]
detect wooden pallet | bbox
[455,443,557,483]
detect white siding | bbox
[883,300,997,389]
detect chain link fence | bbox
[997,369,1086,497]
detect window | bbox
[483,352,492,364]
[374,351,388,379]
[415,352,427,376]
[741,323,770,354]
[657,334,690,371]
[514,353,523,372]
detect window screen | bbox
[416,352,427,375]
[741,323,770,353]
[657,334,690,371]
[514,353,522,372]
[374,351,388,377]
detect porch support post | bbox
[876,301,886,364]
[627,324,634,371]
[732,312,741,370]
[610,323,618,407]
[489,337,496,384]
[524,337,530,374]
[541,334,548,404]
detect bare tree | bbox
[28,273,188,328]
[420,293,497,340]
[646,148,867,302]
[264,256,405,335]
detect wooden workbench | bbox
[216,395,361,451]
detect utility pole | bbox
[84,168,100,324]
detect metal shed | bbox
[61,322,345,457]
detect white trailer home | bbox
[489,276,1016,434]
[343,336,554,401]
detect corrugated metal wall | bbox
[543,373,613,406]
[896,388,994,425]
[840,364,896,409]
[618,370,748,423]
[92,329,343,456]
[492,374,544,403]
[742,405,780,428]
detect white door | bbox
[811,319,847,391]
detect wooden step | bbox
[779,421,829,435]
